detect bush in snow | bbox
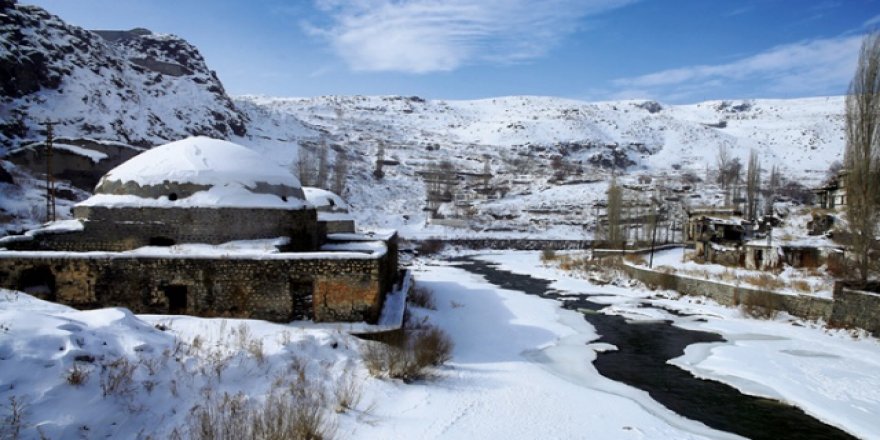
[185,383,337,440]
[540,246,557,262]
[361,324,453,383]
[407,285,436,310]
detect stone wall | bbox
[622,263,880,335]
[831,285,880,335]
[621,263,833,321]
[16,206,319,252]
[0,253,390,323]
[411,238,593,251]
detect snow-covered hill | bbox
[0,0,246,149]
[232,94,845,237]
[239,94,844,179]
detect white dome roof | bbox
[100,136,300,189]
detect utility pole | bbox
[42,121,58,223]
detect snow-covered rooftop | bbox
[98,136,301,190]
[303,187,349,212]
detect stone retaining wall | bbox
[0,253,389,323]
[622,263,880,335]
[411,238,593,251]
[831,285,880,335]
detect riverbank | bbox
[479,251,880,440]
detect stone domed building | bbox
[0,137,399,323]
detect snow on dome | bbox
[90,136,306,205]
[99,136,299,189]
[303,187,349,212]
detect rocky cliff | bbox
[0,0,247,150]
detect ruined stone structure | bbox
[0,137,399,323]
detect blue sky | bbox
[27,0,880,103]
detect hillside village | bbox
[0,1,879,439]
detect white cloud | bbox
[306,0,635,73]
[610,35,863,102]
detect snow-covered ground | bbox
[2,251,876,439]
[479,251,880,440]
[646,247,835,298]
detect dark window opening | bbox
[163,285,188,314]
[17,266,56,302]
[168,193,178,201]
[149,236,176,247]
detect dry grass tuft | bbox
[744,274,785,291]
[66,363,89,387]
[189,386,337,440]
[791,279,812,293]
[407,286,436,310]
[623,253,646,265]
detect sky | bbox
[25,0,880,104]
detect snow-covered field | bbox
[3,251,876,439]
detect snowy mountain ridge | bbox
[238,94,845,178]
[0,0,246,149]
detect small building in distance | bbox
[814,170,847,210]
[0,137,399,323]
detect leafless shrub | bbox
[334,372,363,413]
[1,396,25,440]
[234,323,252,352]
[248,339,265,365]
[66,363,89,387]
[188,385,337,440]
[188,391,250,440]
[416,239,445,256]
[101,357,136,397]
[361,325,453,382]
[413,326,454,367]
[407,286,436,310]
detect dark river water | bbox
[453,257,857,440]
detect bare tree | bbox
[374,140,385,180]
[316,140,329,189]
[606,176,624,248]
[716,145,732,190]
[296,147,318,187]
[844,32,880,284]
[745,150,761,221]
[332,151,349,196]
[764,165,780,214]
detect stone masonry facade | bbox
[0,251,395,323]
[10,207,318,252]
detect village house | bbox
[814,170,847,210]
[0,137,400,323]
